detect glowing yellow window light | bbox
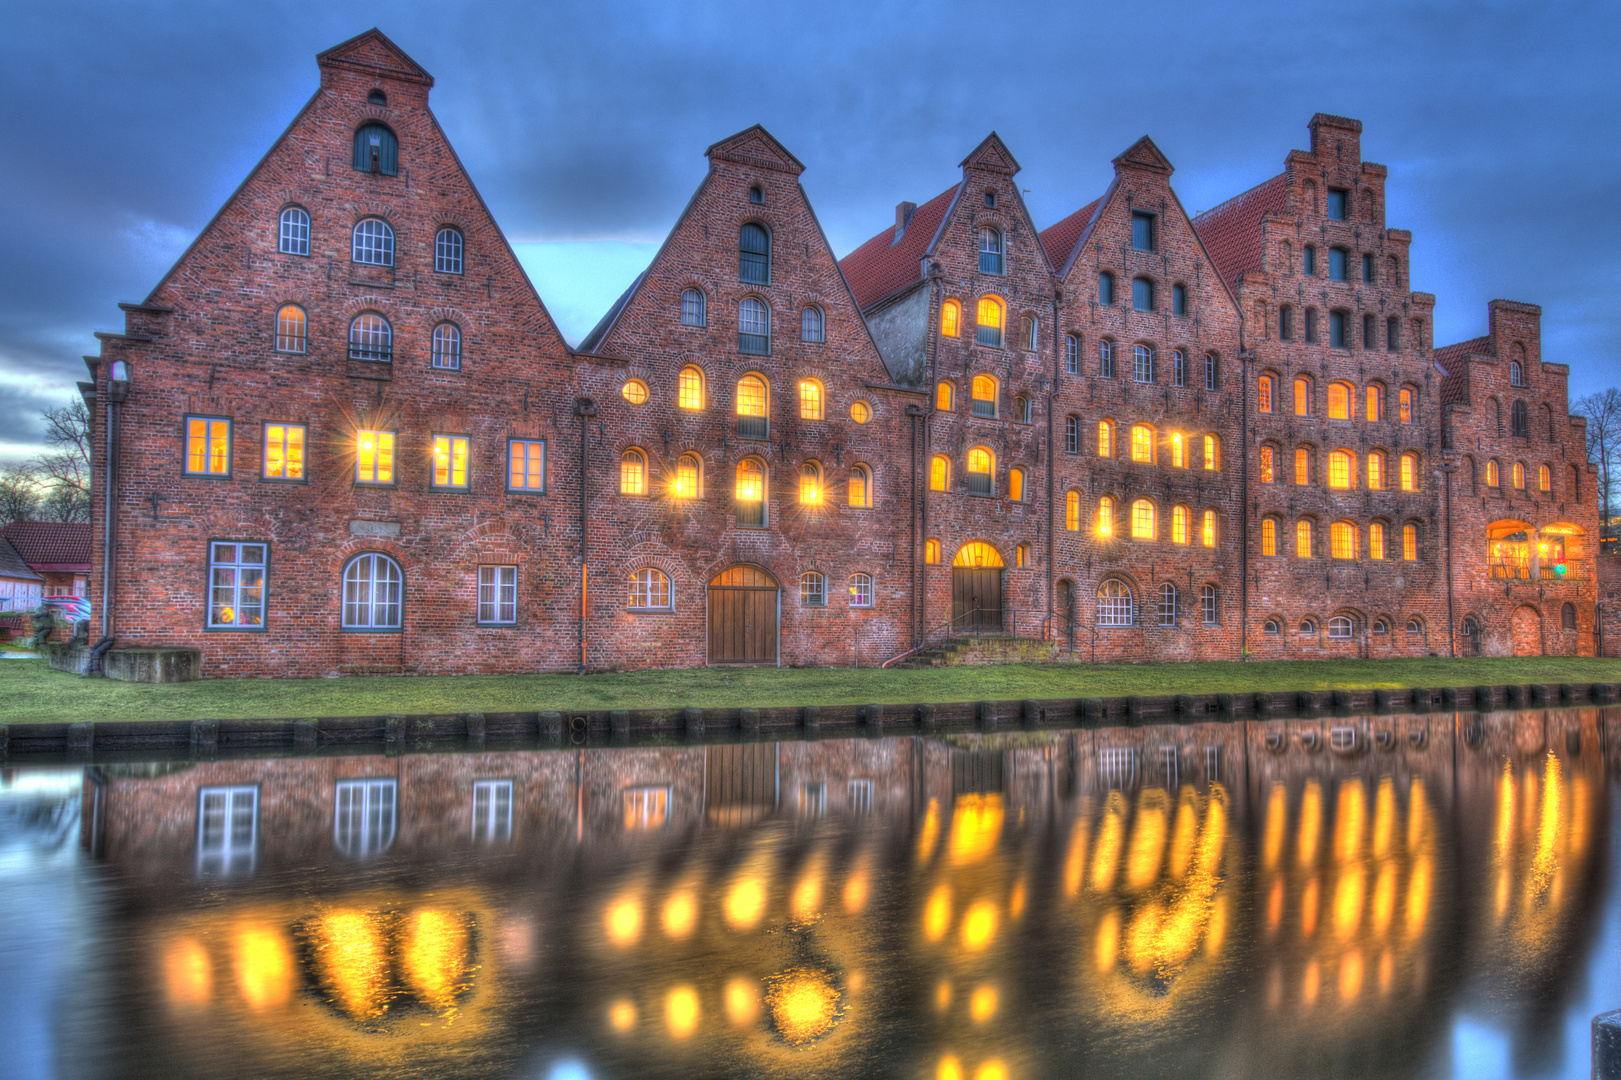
[930,454,950,491]
[164,937,212,1009]
[666,984,700,1039]
[1130,423,1155,464]
[937,381,955,411]
[735,458,764,503]
[401,908,472,1012]
[662,891,697,938]
[1294,376,1312,416]
[952,542,1003,568]
[1296,519,1313,557]
[311,910,390,1020]
[1007,467,1024,502]
[849,465,869,507]
[609,998,637,1032]
[941,299,960,337]
[186,416,231,475]
[1202,509,1217,548]
[621,378,649,404]
[1261,517,1276,556]
[1130,498,1155,540]
[1331,520,1357,559]
[1399,387,1413,423]
[961,900,997,951]
[1367,451,1385,490]
[620,449,646,495]
[1125,791,1168,890]
[1401,452,1419,491]
[605,894,643,946]
[851,400,871,423]
[948,793,1004,862]
[1204,433,1218,470]
[1369,521,1385,559]
[1366,384,1383,421]
[725,874,767,930]
[967,446,992,475]
[674,453,699,499]
[1295,446,1311,485]
[678,365,704,410]
[767,968,840,1045]
[1097,495,1115,537]
[433,434,469,488]
[233,925,293,1013]
[976,296,1002,331]
[1328,381,1351,419]
[1328,449,1352,489]
[1169,431,1187,468]
[1402,524,1418,561]
[969,984,998,1022]
[800,462,822,505]
[736,374,767,418]
[355,429,394,483]
[799,379,824,420]
[1258,373,1274,412]
[1539,464,1551,491]
[1097,420,1113,458]
[923,885,952,941]
[925,538,941,563]
[726,977,759,1026]
[264,423,304,480]
[1260,445,1275,483]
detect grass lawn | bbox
[1,655,1618,725]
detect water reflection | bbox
[1,707,1617,1079]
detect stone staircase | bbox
[893,635,1081,668]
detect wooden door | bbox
[708,566,779,664]
[1057,580,1075,647]
[951,567,1003,633]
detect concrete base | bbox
[104,648,202,683]
[46,643,92,675]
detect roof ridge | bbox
[1191,171,1286,223]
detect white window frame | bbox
[478,565,517,625]
[623,786,670,830]
[1328,615,1355,639]
[800,782,827,818]
[351,218,395,266]
[1201,585,1218,626]
[348,312,392,362]
[1133,344,1154,383]
[848,779,874,814]
[197,785,258,875]
[472,779,513,842]
[680,288,707,327]
[628,567,672,611]
[508,439,545,492]
[1098,580,1133,626]
[342,553,402,630]
[431,323,462,369]
[1065,333,1080,374]
[801,306,825,343]
[801,571,826,606]
[207,541,268,630]
[849,573,873,607]
[334,779,397,858]
[434,228,464,274]
[1172,350,1186,388]
[278,207,310,256]
[1157,583,1176,627]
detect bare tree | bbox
[1573,387,1621,553]
[0,464,40,524]
[30,400,90,523]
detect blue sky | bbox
[3,0,1619,462]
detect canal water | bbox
[1,708,1617,1080]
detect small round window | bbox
[621,379,649,405]
[850,401,872,424]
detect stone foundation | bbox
[104,648,202,683]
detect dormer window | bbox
[367,89,387,105]
[351,123,398,176]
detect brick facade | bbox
[81,34,1600,676]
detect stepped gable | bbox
[1190,172,1287,290]
[839,186,955,310]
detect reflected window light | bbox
[623,786,669,830]
[334,779,396,858]
[472,779,513,842]
[198,785,258,875]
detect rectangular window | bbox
[435,230,464,275]
[334,779,397,858]
[801,574,825,605]
[1304,308,1318,344]
[263,423,305,480]
[208,542,267,629]
[1099,340,1115,378]
[197,786,258,875]
[1204,354,1217,391]
[1173,351,1186,388]
[508,439,545,491]
[1201,586,1217,625]
[1362,254,1375,282]
[1173,284,1187,316]
[1369,522,1386,559]
[1327,188,1348,220]
[432,434,470,489]
[472,779,513,842]
[1065,334,1080,374]
[1402,525,1418,561]
[1015,544,1027,568]
[1133,347,1153,383]
[355,429,395,484]
[1329,311,1346,348]
[1131,211,1154,251]
[849,574,873,607]
[184,416,231,475]
[1295,447,1311,485]
[477,565,517,625]
[799,782,827,818]
[1158,588,1176,626]
[623,786,670,830]
[1261,518,1276,556]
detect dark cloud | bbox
[4,0,1619,458]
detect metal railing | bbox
[880,606,1020,668]
[347,343,393,362]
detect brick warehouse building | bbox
[78,30,1600,677]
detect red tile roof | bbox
[1435,335,1491,406]
[1039,198,1102,277]
[1190,173,1288,290]
[0,537,43,583]
[0,522,92,570]
[839,186,956,309]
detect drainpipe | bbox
[1048,289,1060,640]
[1442,462,1457,657]
[907,405,923,646]
[575,397,596,674]
[93,362,131,675]
[920,273,942,647]
[1239,350,1252,660]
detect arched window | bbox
[801,306,825,343]
[1065,333,1081,373]
[674,453,701,499]
[1265,618,1282,636]
[348,312,392,362]
[1097,420,1114,458]
[1130,498,1156,540]
[1172,504,1190,545]
[1200,585,1219,625]
[1260,445,1276,483]
[1297,519,1313,558]
[799,379,824,420]
[936,381,955,411]
[1065,415,1080,454]
[678,365,705,410]
[1302,244,1316,276]
[1295,445,1312,485]
[1406,617,1423,635]
[738,297,770,355]
[1509,359,1525,386]
[1562,602,1577,631]
[1328,449,1354,489]
[978,228,1003,274]
[930,454,950,491]
[680,288,707,327]
[628,568,672,610]
[1304,307,1319,344]
[1329,310,1348,348]
[1294,375,1313,416]
[749,185,764,204]
[1279,305,1294,341]
[1258,374,1275,413]
[1299,618,1318,635]
[971,374,999,418]
[1132,277,1155,312]
[1399,387,1415,424]
[342,553,402,629]
[275,304,306,353]
[800,571,826,606]
[1261,518,1277,556]
[1367,450,1386,490]
[1400,452,1419,492]
[434,228,463,274]
[925,539,941,564]
[1328,381,1352,420]
[799,461,823,505]
[966,446,995,495]
[1539,464,1552,493]
[849,464,872,507]
[735,459,766,526]
[1130,423,1156,464]
[1511,400,1528,438]
[1369,521,1386,559]
[1366,383,1384,421]
[736,374,769,437]
[1158,583,1178,627]
[621,379,648,404]
[1172,350,1187,387]
[1014,396,1032,424]
[1386,316,1400,352]
[1169,431,1188,468]
[620,448,647,495]
[1485,459,1500,487]
[278,207,310,255]
[976,296,1003,347]
[351,123,398,175]
[1099,272,1116,306]
[1174,284,1189,317]
[1097,580,1133,626]
[740,223,770,283]
[954,542,1004,567]
[1097,495,1116,537]
[1202,509,1217,548]
[1099,338,1116,377]
[1008,467,1025,502]
[1329,247,1349,281]
[1512,462,1526,490]
[1328,615,1354,639]
[941,299,960,337]
[1330,520,1357,559]
[1205,352,1219,391]
[1402,524,1418,561]
[1203,434,1219,471]
[1133,344,1154,383]
[351,218,394,265]
[1065,490,1081,531]
[431,323,461,369]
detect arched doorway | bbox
[1510,605,1542,657]
[952,542,1004,634]
[707,565,779,665]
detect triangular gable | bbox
[705,124,805,176]
[959,132,1020,175]
[1112,135,1172,175]
[317,28,433,85]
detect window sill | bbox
[182,472,233,480]
[259,477,308,484]
[625,608,673,615]
[354,482,398,489]
[430,486,473,494]
[340,627,403,634]
[506,487,548,495]
[475,622,519,629]
[204,625,268,633]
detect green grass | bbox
[2,655,1618,725]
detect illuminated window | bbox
[1260,446,1275,483]
[1328,449,1353,489]
[1098,495,1115,537]
[851,400,871,423]
[1294,376,1312,415]
[978,228,1003,274]
[800,571,826,605]
[678,365,704,410]
[341,554,401,630]
[801,306,825,343]
[434,228,464,274]
[1261,518,1277,556]
[925,539,941,564]
[1203,434,1219,471]
[941,300,960,337]
[620,448,647,495]
[348,312,392,361]
[740,223,770,284]
[351,217,394,265]
[278,206,310,256]
[1099,338,1116,377]
[1296,519,1313,557]
[1130,498,1156,540]
[275,304,306,352]
[1486,460,1500,487]
[1330,520,1357,559]
[1097,579,1133,626]
[1367,451,1385,490]
[738,297,770,355]
[848,464,871,507]
[478,565,518,623]
[1512,462,1525,490]
[680,288,706,326]
[1065,491,1080,531]
[1295,446,1311,485]
[354,429,394,484]
[1369,521,1385,559]
[628,568,671,610]
[930,454,950,491]
[966,446,994,495]
[428,322,462,369]
[432,434,470,489]
[1366,384,1384,421]
[976,296,1004,347]
[1328,381,1351,420]
[1201,509,1217,548]
[1399,387,1414,423]
[799,461,823,505]
[799,379,824,420]
[1539,464,1551,492]
[508,440,545,491]
[1133,344,1154,382]
[1015,544,1028,568]
[263,423,304,480]
[1402,524,1418,561]
[735,459,765,526]
[1130,423,1155,464]
[621,378,649,404]
[1172,504,1190,544]
[1258,374,1275,412]
[1097,420,1114,458]
[1169,431,1187,468]
[623,787,669,831]
[736,374,769,438]
[971,374,999,418]
[1400,452,1419,492]
[207,542,266,629]
[849,573,873,607]
[936,381,954,411]
[673,453,700,499]
[1008,467,1025,502]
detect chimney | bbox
[895,201,917,240]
